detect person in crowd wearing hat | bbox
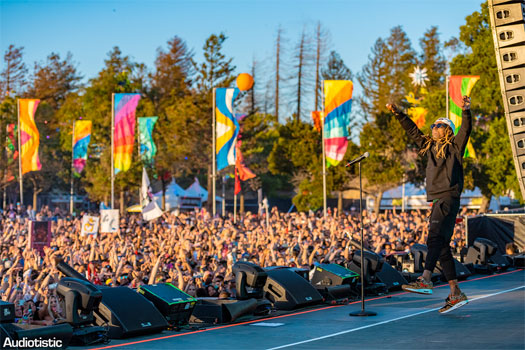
[387,95,472,313]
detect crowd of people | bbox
[0,202,470,325]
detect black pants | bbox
[425,196,461,281]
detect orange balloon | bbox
[236,73,254,91]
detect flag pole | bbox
[322,81,327,217]
[111,93,115,209]
[234,167,237,224]
[138,118,142,209]
[446,75,449,120]
[212,88,217,217]
[17,99,23,206]
[70,121,75,215]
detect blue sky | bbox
[1,0,483,119]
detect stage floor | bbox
[84,269,525,350]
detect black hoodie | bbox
[393,109,472,201]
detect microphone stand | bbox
[350,160,377,317]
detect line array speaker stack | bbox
[488,0,525,199]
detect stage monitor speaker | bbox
[489,0,525,199]
[94,286,168,339]
[263,268,323,310]
[138,283,197,327]
[310,263,359,287]
[190,298,257,324]
[376,263,408,291]
[346,250,384,285]
[0,301,15,323]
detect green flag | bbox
[138,117,158,164]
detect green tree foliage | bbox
[239,113,279,194]
[57,47,154,205]
[358,26,415,212]
[194,33,236,94]
[0,45,27,97]
[27,52,82,109]
[321,51,352,81]
[163,33,236,211]
[360,112,408,213]
[358,26,416,118]
[268,119,322,210]
[150,36,194,114]
[419,26,446,91]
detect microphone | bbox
[345,152,370,167]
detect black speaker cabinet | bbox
[94,286,168,338]
[138,283,197,327]
[0,301,15,323]
[376,263,408,291]
[263,268,323,310]
[190,298,257,324]
[310,263,359,287]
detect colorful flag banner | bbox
[19,99,41,174]
[234,140,256,195]
[216,88,240,171]
[81,215,100,236]
[100,209,119,233]
[72,120,92,175]
[138,116,158,164]
[235,140,256,181]
[5,124,18,182]
[448,76,479,158]
[311,111,323,133]
[114,93,141,174]
[323,81,353,167]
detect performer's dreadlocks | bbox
[419,129,454,159]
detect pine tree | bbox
[321,51,352,81]
[292,29,313,122]
[182,33,236,212]
[27,52,83,109]
[419,26,446,91]
[0,45,28,97]
[314,22,330,111]
[150,36,194,113]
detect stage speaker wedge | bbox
[489,0,525,199]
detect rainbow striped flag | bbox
[73,120,92,175]
[323,80,353,167]
[19,99,41,174]
[216,88,239,171]
[114,93,141,174]
[448,76,479,158]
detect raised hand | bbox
[386,103,401,114]
[462,96,471,111]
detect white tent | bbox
[184,178,208,202]
[154,179,185,211]
[379,182,513,211]
[183,178,224,202]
